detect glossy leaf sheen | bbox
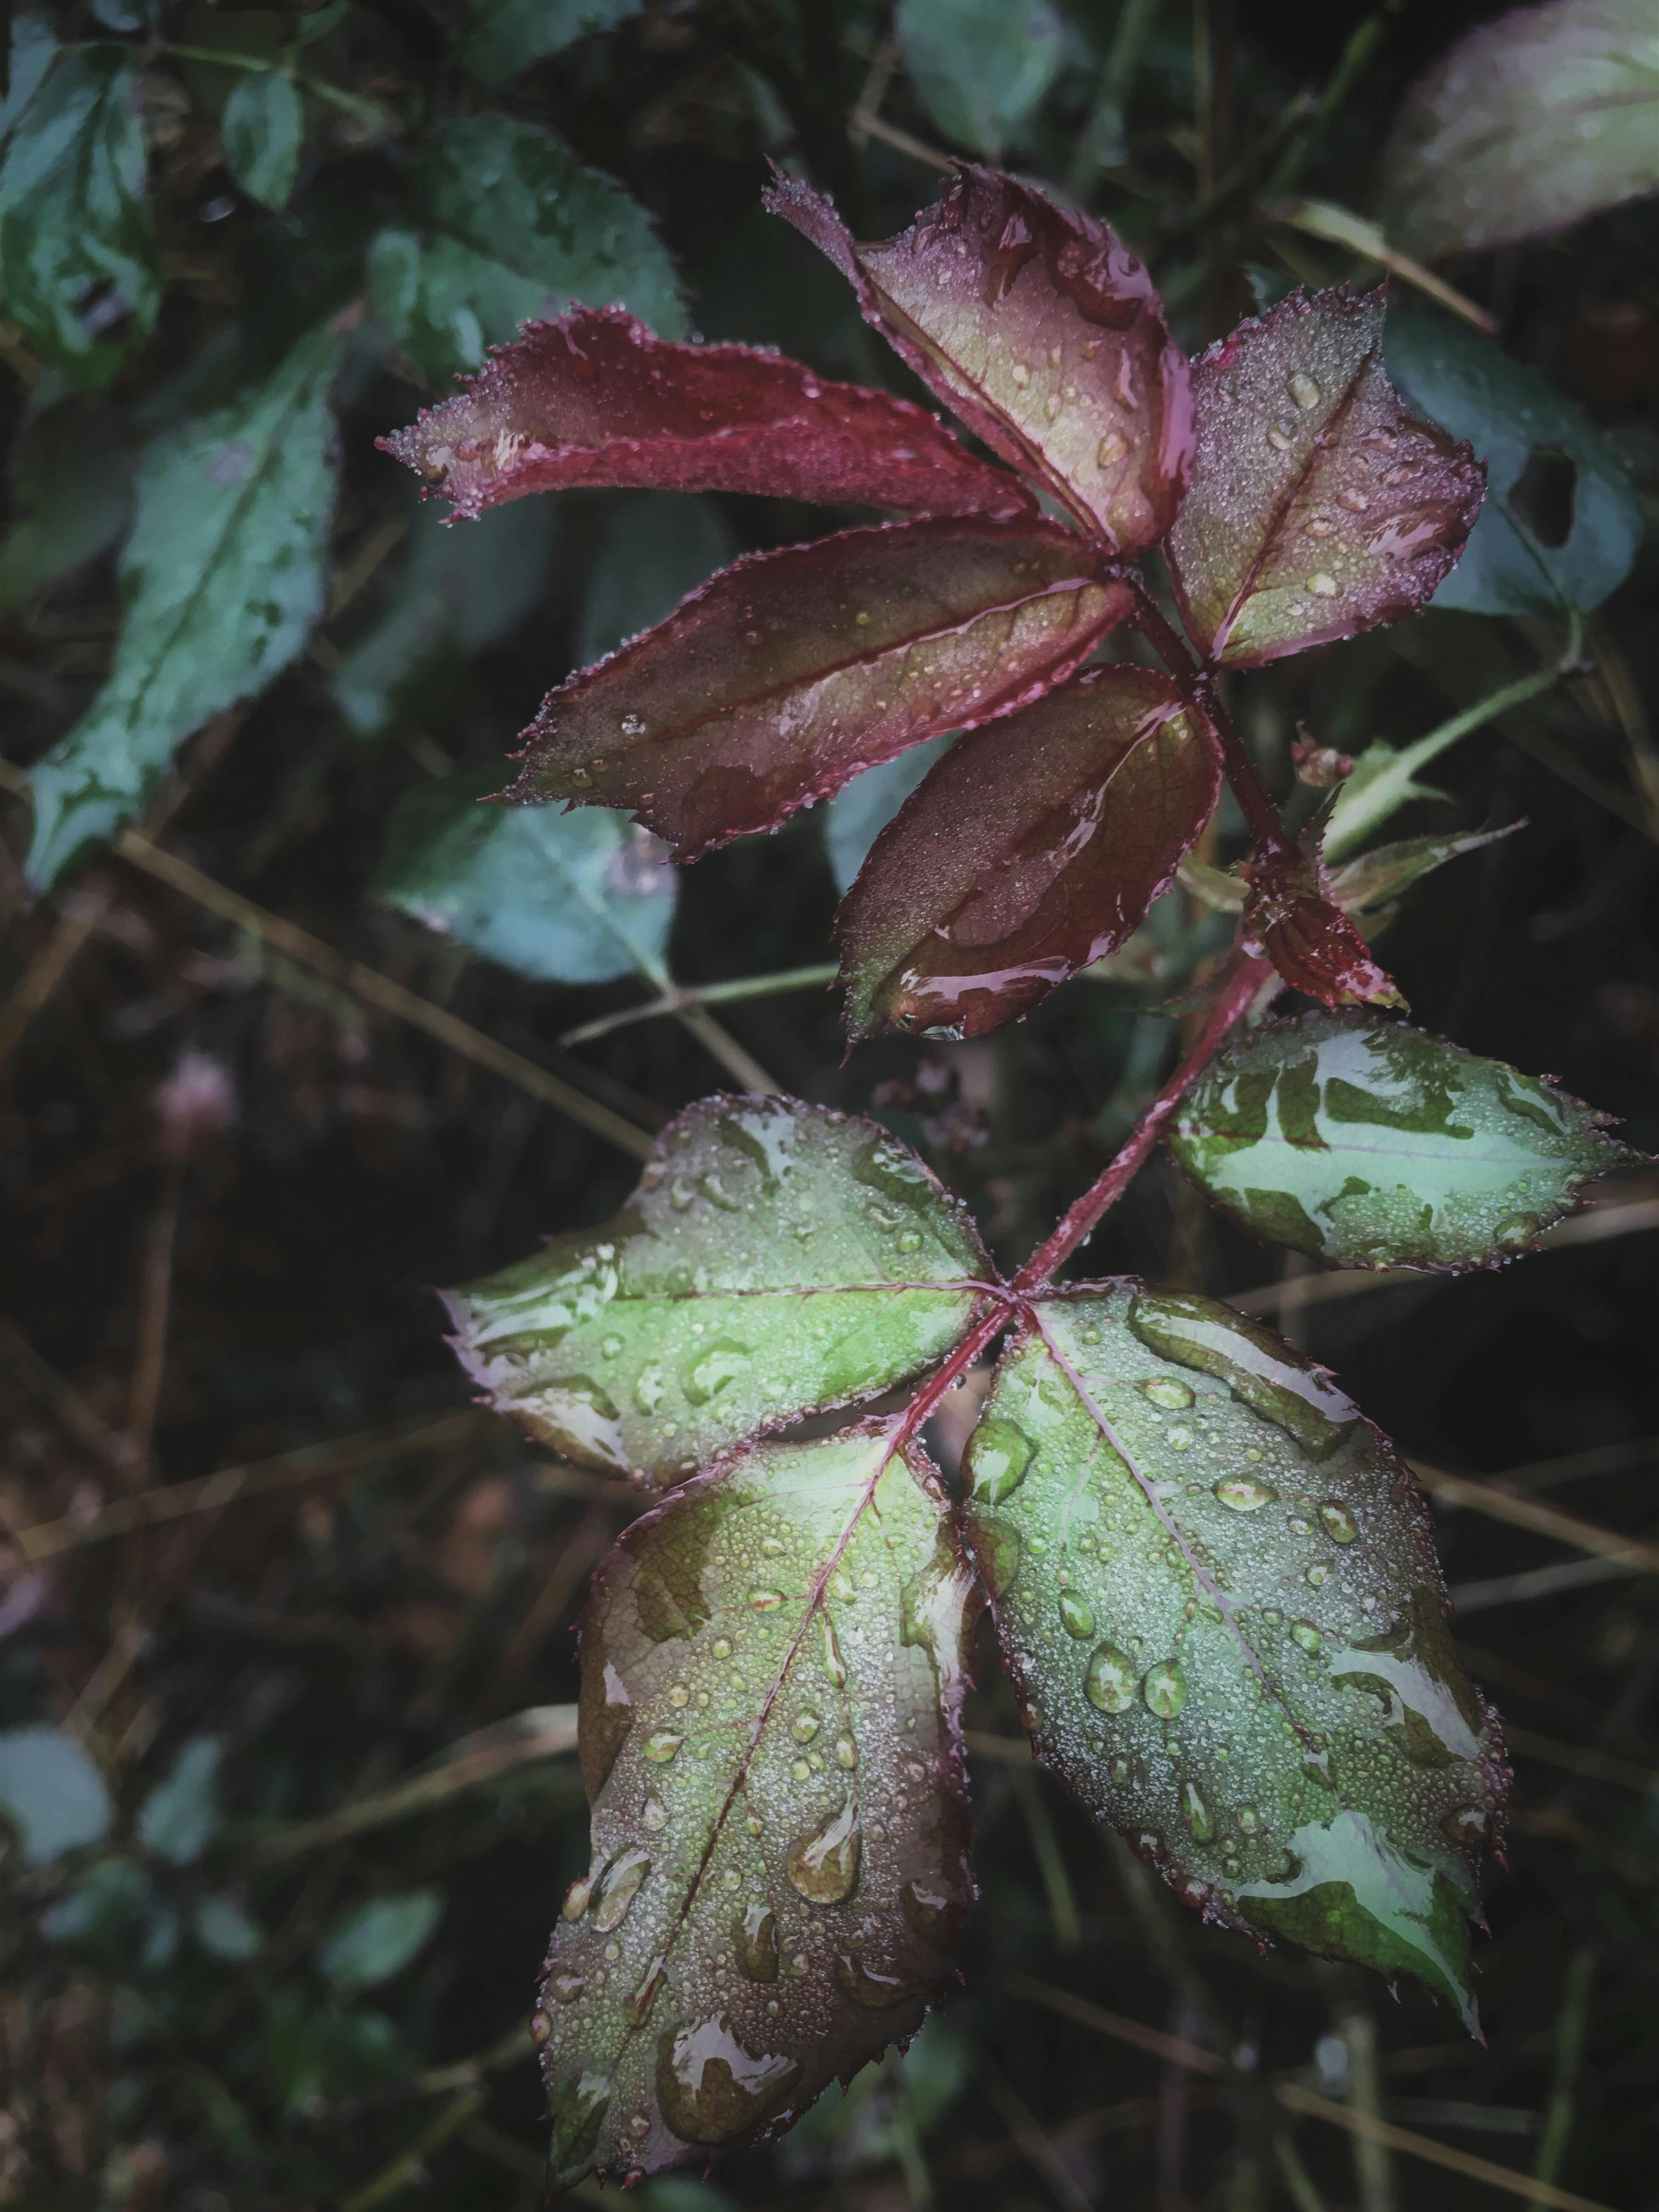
[1243,846,1406,1011]
[1169,1011,1630,1271]
[26,328,338,886]
[837,665,1219,1040]
[1165,287,1484,668]
[1382,0,1659,260]
[374,770,675,986]
[766,167,1192,556]
[443,1097,992,1485]
[509,517,1126,859]
[543,1430,977,2186]
[382,307,1032,523]
[963,1283,1505,2024]
[368,120,683,385]
[1384,312,1644,619]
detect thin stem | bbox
[560,963,838,1047]
[1069,0,1159,189]
[1261,7,1394,205]
[159,43,391,126]
[1530,1946,1595,2208]
[1013,949,1272,1291]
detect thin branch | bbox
[1268,198,1498,334]
[560,962,839,1047]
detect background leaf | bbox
[577,492,737,668]
[0,45,158,389]
[963,1283,1505,2025]
[26,325,338,884]
[1382,0,1659,259]
[383,307,1032,523]
[540,1429,977,2186]
[823,736,953,896]
[459,0,644,87]
[0,15,60,144]
[136,1736,222,1867]
[0,398,134,616]
[0,1725,112,1866]
[838,665,1218,1040]
[443,1097,992,1484]
[769,169,1192,556]
[369,117,683,385]
[895,0,1069,160]
[1168,1011,1632,1269]
[318,1889,445,1991]
[1385,311,1644,617]
[374,769,676,985]
[1166,287,1485,667]
[221,69,305,213]
[511,517,1126,859]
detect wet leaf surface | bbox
[541,1427,977,2186]
[766,167,1192,556]
[382,306,1032,522]
[443,1097,993,1484]
[836,665,1218,1040]
[508,516,1125,859]
[1167,1011,1633,1269]
[1165,287,1485,668]
[962,1283,1506,2024]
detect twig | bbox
[967,2043,1095,2212]
[0,882,116,1071]
[1410,1464,1659,1576]
[849,108,955,173]
[1530,1948,1595,2211]
[126,1157,184,1458]
[1502,1726,1656,1795]
[337,2089,483,2212]
[560,962,839,1046]
[1268,198,1498,334]
[0,1313,132,1475]
[1006,1977,1621,2212]
[490,1496,618,1691]
[1449,1555,1647,1613]
[1260,9,1395,204]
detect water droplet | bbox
[1142,1378,1194,1410]
[1142,1660,1188,1718]
[1302,516,1336,537]
[792,1711,820,1743]
[1494,1210,1541,1254]
[834,1950,916,2007]
[1238,1804,1259,1834]
[668,1682,690,1708]
[834,1733,858,1770]
[1097,430,1128,466]
[1167,1426,1194,1451]
[854,610,871,626]
[1011,362,1031,387]
[1307,572,1339,597]
[644,1731,684,1764]
[821,1616,847,1688]
[591,1847,650,1933]
[599,1333,624,1359]
[1045,393,1063,421]
[684,1338,752,1406]
[789,1756,810,1781]
[1267,423,1294,452]
[669,1178,695,1211]
[1290,1620,1321,1656]
[1444,1805,1489,1849]
[902,1874,967,1950]
[1339,487,1370,512]
[641,1795,668,1832]
[966,1418,1034,1504]
[1319,1502,1358,1543]
[548,1964,588,2005]
[1059,1592,1096,1640]
[898,1229,922,1253]
[732,1903,778,1982]
[1085,1641,1138,1713]
[1109,1753,1133,1786]
[531,2006,555,2045]
[786,1796,861,1904]
[549,2068,612,2177]
[1305,1562,1330,1588]
[1081,1324,1102,1345]
[1215,1475,1278,1512]
[1181,1780,1214,1841]
[629,1952,667,2024]
[657,2015,802,2146]
[1289,371,1321,409]
[750,1590,783,1611]
[561,1875,592,1922]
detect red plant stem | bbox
[1127,585,1295,862]
[1013,948,1272,1294]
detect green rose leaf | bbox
[221,69,306,212]
[368,114,682,383]
[26,325,338,885]
[540,1427,977,2187]
[459,0,644,88]
[895,0,1069,161]
[443,1097,994,1485]
[374,769,676,986]
[0,45,158,389]
[961,1282,1506,2027]
[1167,1011,1634,1271]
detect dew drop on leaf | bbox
[786,1796,862,1903]
[1058,1592,1096,1639]
[965,1418,1035,1504]
[1142,1378,1195,1410]
[656,2016,802,2146]
[1181,1779,1215,1841]
[590,1848,650,1933]
[1289,371,1321,409]
[1319,1502,1359,1543]
[1307,572,1339,596]
[792,1712,821,1743]
[731,1903,779,1982]
[643,1732,684,1764]
[1215,1475,1278,1512]
[833,1950,916,2007]
[1142,1659,1188,1718]
[1084,1641,1139,1712]
[562,1875,592,1922]
[549,1966,587,2004]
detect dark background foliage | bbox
[2,1,1657,2207]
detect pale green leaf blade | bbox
[221,69,305,212]
[1327,823,1521,916]
[136,1736,222,1866]
[332,494,556,737]
[0,16,61,145]
[0,1724,113,1865]
[1385,312,1644,618]
[1167,1011,1633,1271]
[541,1427,977,2186]
[26,325,339,885]
[374,769,676,985]
[459,0,644,88]
[895,0,1069,160]
[369,114,682,384]
[962,1283,1506,2027]
[443,1097,992,1484]
[0,45,159,389]
[318,1890,445,1991]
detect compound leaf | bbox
[221,68,304,211]
[1165,288,1485,668]
[540,1427,977,2187]
[459,0,644,88]
[837,665,1219,1040]
[382,306,1032,523]
[27,325,338,887]
[508,516,1128,860]
[896,0,1069,161]
[443,1097,993,1485]
[1167,1010,1633,1270]
[369,119,683,385]
[0,45,159,390]
[1243,844,1406,1011]
[1384,311,1644,618]
[962,1282,1506,2025]
[374,769,675,986]
[766,166,1192,557]
[1381,0,1659,261]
